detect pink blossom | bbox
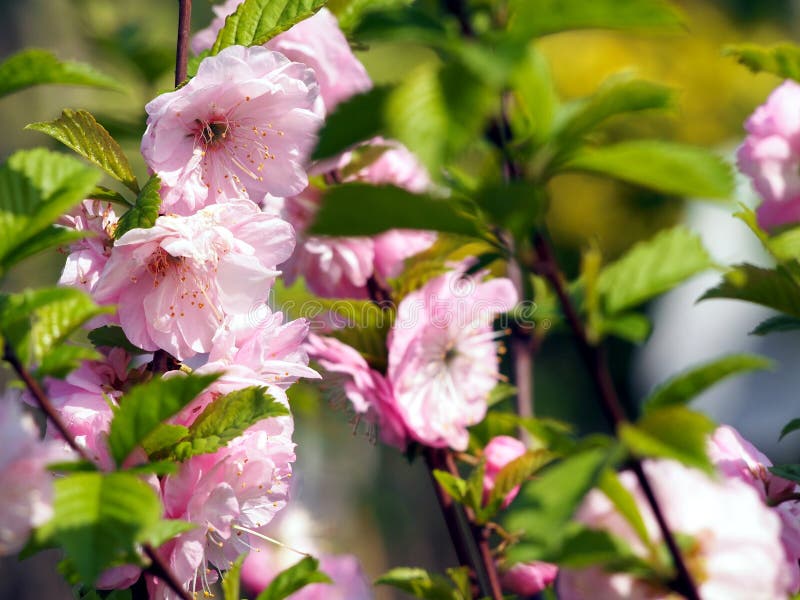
[0,395,66,555]
[192,6,371,112]
[501,562,559,596]
[737,80,800,230]
[387,269,517,451]
[483,435,527,508]
[92,200,294,360]
[142,45,322,214]
[709,425,800,591]
[306,334,408,449]
[58,199,118,295]
[557,460,795,599]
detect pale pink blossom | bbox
[558,460,795,599]
[306,334,408,448]
[192,5,371,112]
[709,425,800,591]
[142,45,322,214]
[58,199,118,294]
[92,201,294,360]
[501,562,559,596]
[0,395,66,555]
[483,435,527,508]
[387,269,517,451]
[737,80,800,230]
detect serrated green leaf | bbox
[432,470,468,504]
[643,354,772,413]
[26,109,139,193]
[115,174,161,239]
[597,226,712,314]
[107,374,219,466]
[312,87,391,161]
[700,263,800,318]
[309,184,483,238]
[53,472,161,585]
[257,556,332,600]
[10,226,87,268]
[0,148,100,274]
[504,447,615,556]
[563,141,733,199]
[508,0,684,39]
[87,185,134,207]
[619,407,714,471]
[375,567,458,600]
[487,450,553,513]
[212,0,328,54]
[170,387,290,461]
[769,464,800,484]
[554,76,674,145]
[142,424,191,457]
[88,325,146,354]
[123,461,178,476]
[36,345,102,378]
[140,519,196,548]
[724,43,800,81]
[223,554,246,600]
[0,49,121,98]
[780,419,800,441]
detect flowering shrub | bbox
[2,1,800,600]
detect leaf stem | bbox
[175,0,192,86]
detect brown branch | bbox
[144,544,193,600]
[175,0,192,86]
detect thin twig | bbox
[175,0,192,86]
[143,544,193,600]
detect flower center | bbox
[198,119,230,147]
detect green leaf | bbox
[88,185,134,207]
[36,345,102,378]
[597,226,712,314]
[432,470,468,504]
[212,0,328,54]
[487,382,517,407]
[643,354,773,413]
[88,325,146,354]
[724,43,800,82]
[139,519,196,548]
[769,464,800,484]
[312,87,391,161]
[465,460,486,513]
[475,181,547,241]
[482,450,554,521]
[0,148,100,274]
[446,567,471,600]
[327,0,413,31]
[0,49,121,98]
[563,141,733,199]
[309,184,483,238]
[169,387,290,461]
[751,315,800,336]
[107,374,219,466]
[511,46,559,146]
[554,76,674,145]
[0,288,111,366]
[142,424,191,457]
[597,312,651,343]
[780,419,800,441]
[700,263,800,318]
[223,555,246,600]
[619,407,715,471]
[504,447,615,556]
[375,567,458,600]
[597,469,650,548]
[508,0,685,39]
[11,226,87,268]
[257,556,332,600]
[26,109,139,193]
[114,174,162,239]
[52,472,161,585]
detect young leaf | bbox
[88,325,146,354]
[487,450,554,513]
[0,49,121,98]
[8,226,86,268]
[142,424,191,457]
[0,148,100,274]
[510,46,559,145]
[309,184,483,238]
[256,556,332,600]
[724,43,800,82]
[375,567,459,600]
[769,464,800,484]
[597,226,712,314]
[619,407,715,472]
[508,0,684,39]
[474,181,547,241]
[597,469,651,548]
[223,555,246,600]
[432,470,468,504]
[139,519,196,548]
[26,109,139,193]
[52,472,161,585]
[596,312,651,344]
[36,345,102,378]
[212,0,327,53]
[169,386,290,461]
[504,447,615,556]
[751,315,800,336]
[107,373,219,466]
[700,263,800,319]
[114,174,162,239]
[312,87,391,160]
[779,419,800,441]
[643,353,773,413]
[465,460,486,513]
[563,141,734,199]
